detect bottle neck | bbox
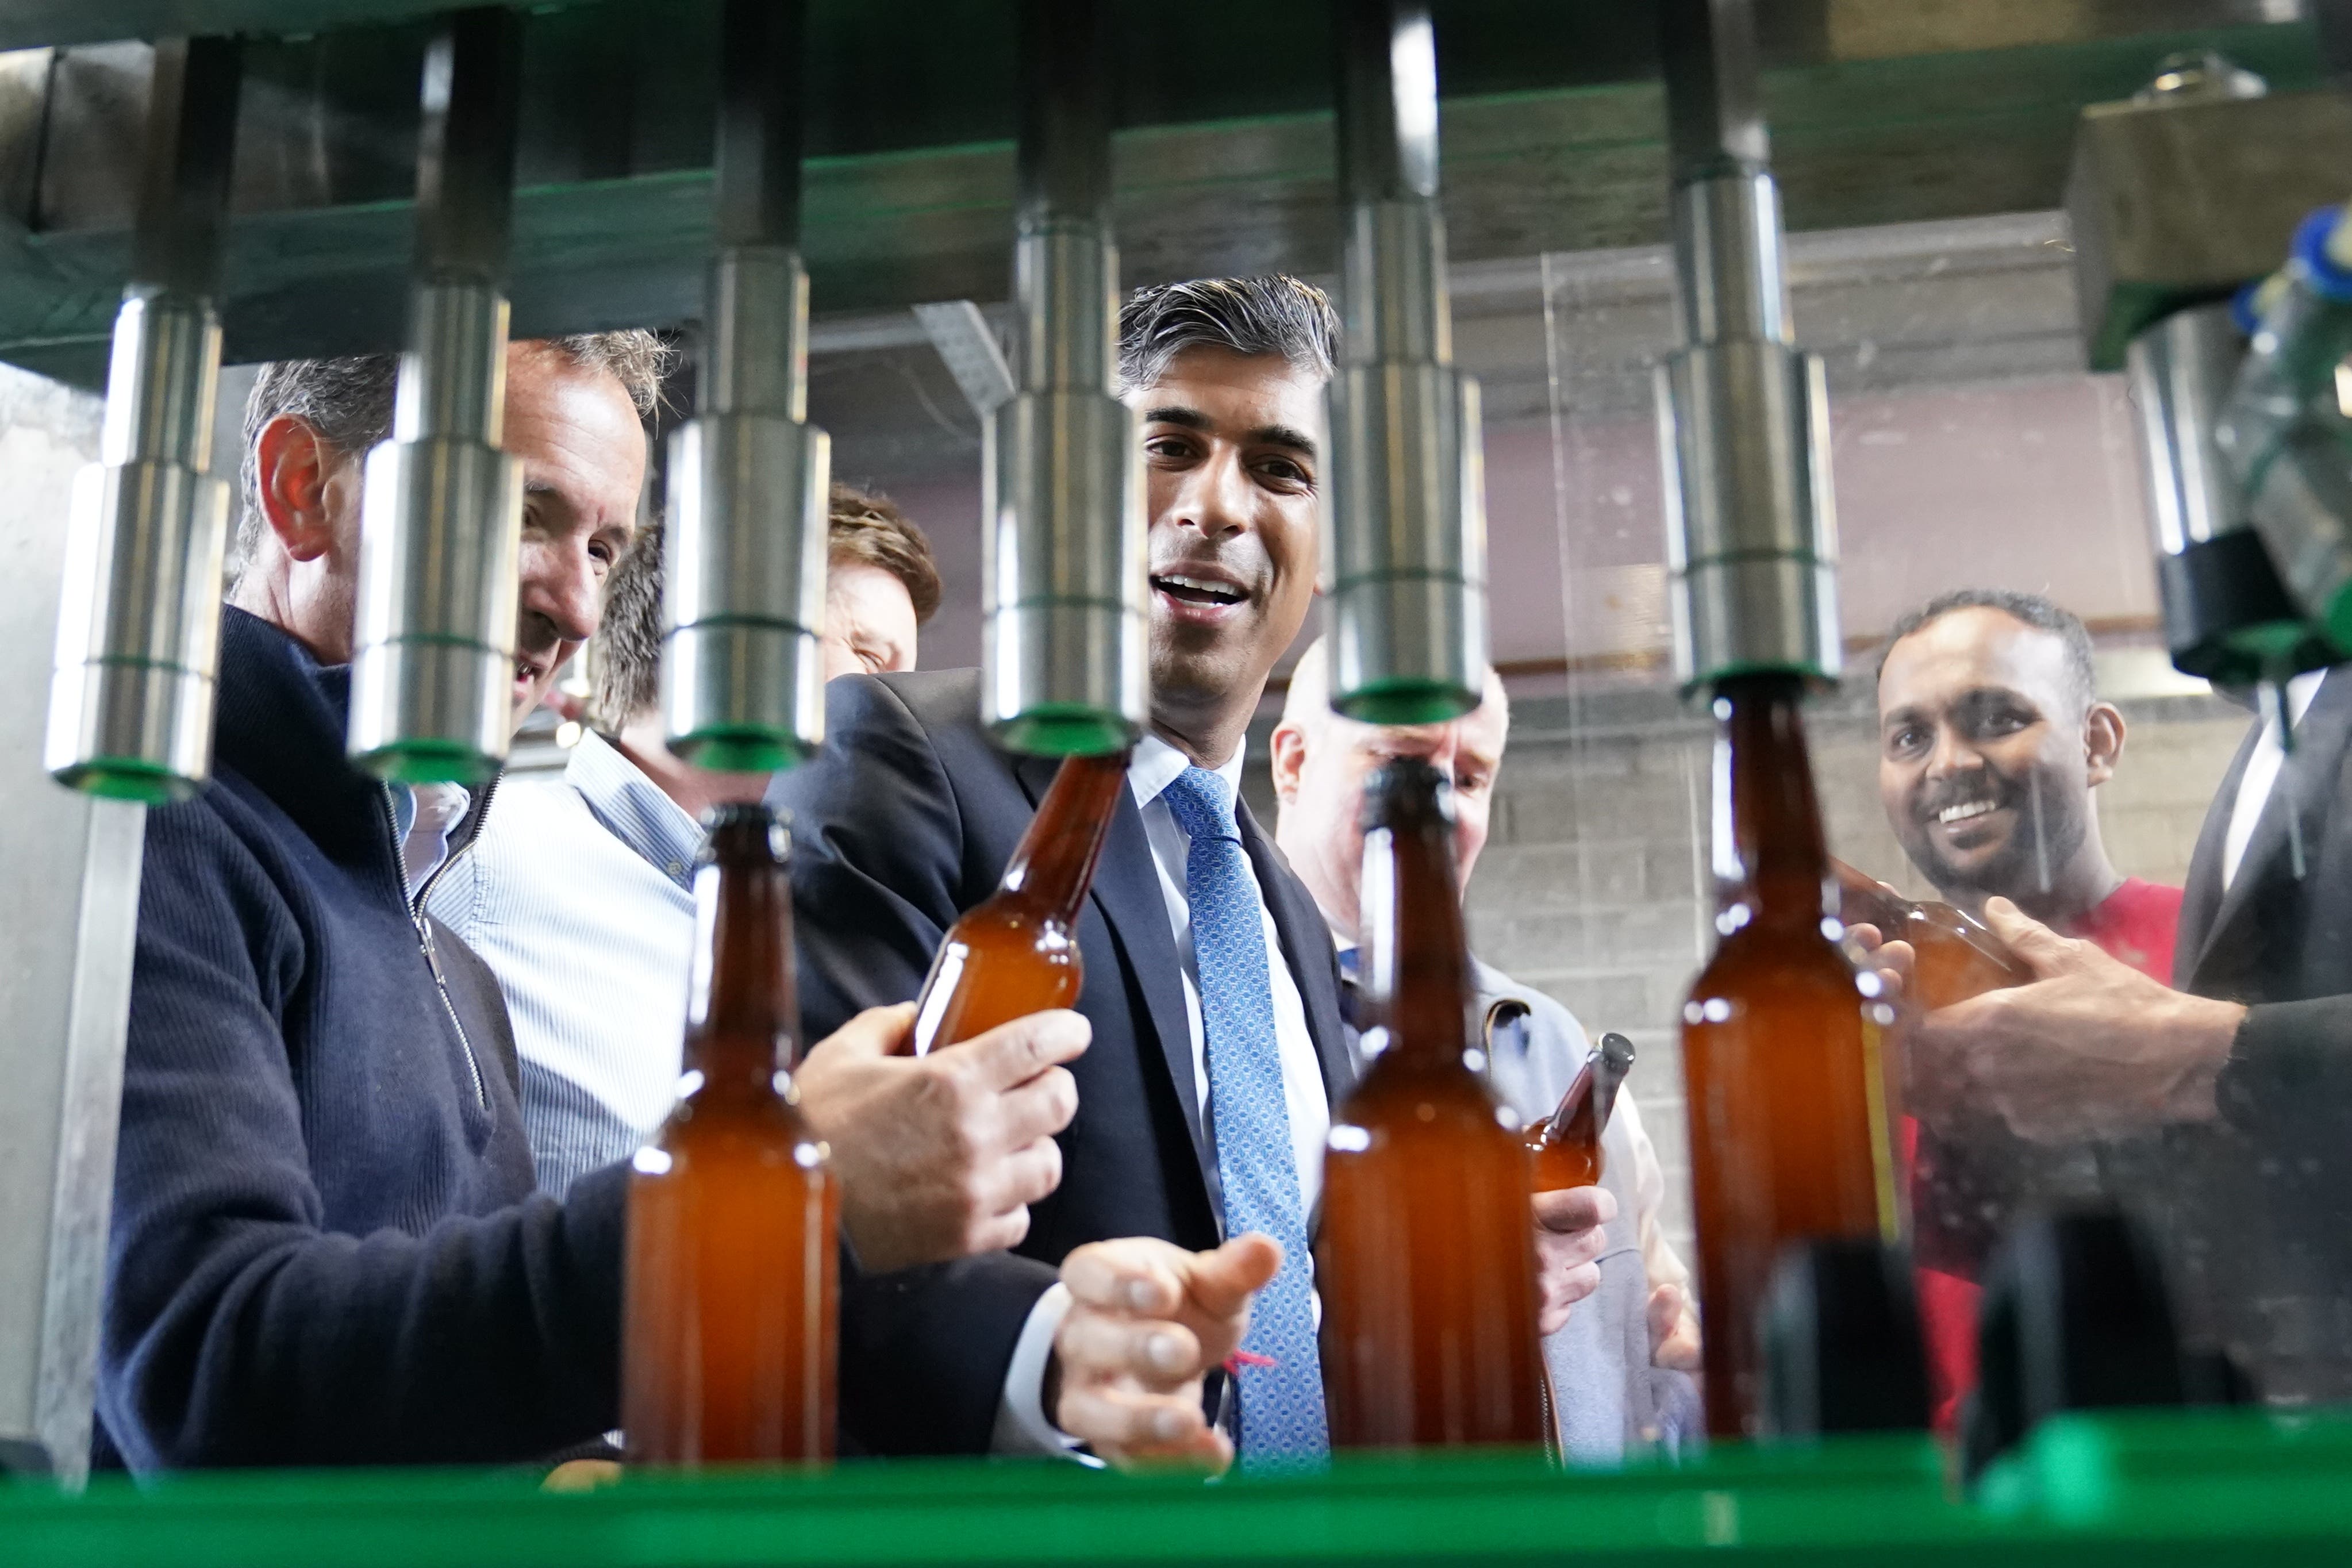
[1001,750,1130,923]
[685,814,797,1091]
[1711,674,1831,931]
[1362,776,1477,1074]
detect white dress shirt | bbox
[995,733,1331,1455]
[425,732,702,1197]
[2222,670,2327,891]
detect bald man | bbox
[1269,637,1700,1459]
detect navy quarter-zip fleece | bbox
[98,606,628,1470]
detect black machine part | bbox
[1759,1237,1932,1439]
[1959,1207,2251,1484]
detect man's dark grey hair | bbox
[228,330,671,586]
[1116,276,1339,393]
[1878,587,2100,709]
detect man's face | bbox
[1131,347,1323,722]
[1877,607,2111,901]
[502,347,647,729]
[1273,692,1507,940]
[821,561,918,679]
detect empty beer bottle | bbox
[1684,676,1898,1440]
[1321,758,1545,1449]
[1832,858,2029,1009]
[623,804,837,1466]
[906,750,1130,1056]
[1526,1032,1635,1193]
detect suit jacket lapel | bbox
[1013,752,1208,1182]
[2189,668,2352,989]
[1239,798,1358,1108]
[2177,714,2262,985]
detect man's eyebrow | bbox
[1249,424,1317,458]
[1880,702,1926,729]
[1138,406,1319,460]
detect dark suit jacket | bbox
[2125,666,2352,1397]
[767,668,1355,1455]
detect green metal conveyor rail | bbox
[5,1408,2352,1566]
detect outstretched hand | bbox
[1051,1233,1280,1473]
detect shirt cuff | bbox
[990,1282,1090,1459]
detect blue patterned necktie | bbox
[1158,766,1330,1466]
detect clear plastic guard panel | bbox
[1484,213,2351,1415]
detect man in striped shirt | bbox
[429,486,944,1198]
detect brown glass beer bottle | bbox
[1831,858,2030,1009]
[905,750,1130,1056]
[1682,676,1898,1440]
[1321,758,1546,1449]
[1526,1033,1635,1193]
[622,804,838,1465]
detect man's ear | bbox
[1269,722,1308,810]
[251,414,348,564]
[2084,701,2126,787]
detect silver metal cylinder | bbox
[347,279,522,783]
[1327,0,1488,724]
[47,292,232,801]
[1658,166,1841,688]
[985,379,1147,755]
[982,1,1147,758]
[1658,340,1839,685]
[664,248,832,771]
[2130,303,2244,558]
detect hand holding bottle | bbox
[793,1003,1089,1273]
[1531,1185,1615,1335]
[1907,898,2242,1144]
[1050,1233,1282,1472]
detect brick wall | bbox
[1249,685,2254,1265]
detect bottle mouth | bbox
[1358,755,1455,832]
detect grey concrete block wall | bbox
[1250,685,2256,1272]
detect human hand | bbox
[1646,1282,1702,1371]
[1051,1233,1281,1473]
[792,1003,1087,1273]
[1532,1185,1616,1336]
[1842,923,1918,1025]
[1909,898,2242,1144]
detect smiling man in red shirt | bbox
[1873,587,2184,1427]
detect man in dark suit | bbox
[1901,663,2352,1398]
[774,276,1605,1470]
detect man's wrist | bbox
[2158,993,2246,1123]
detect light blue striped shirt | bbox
[425,731,700,1197]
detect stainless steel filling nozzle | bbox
[981,0,1147,757]
[348,7,526,785]
[47,37,242,803]
[1325,0,1489,725]
[662,0,830,774]
[1653,0,1839,690]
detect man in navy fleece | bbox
[99,335,1088,1469]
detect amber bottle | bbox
[1526,1032,1635,1193]
[1831,858,2030,1010]
[904,750,1129,1056]
[1320,758,1546,1449]
[622,804,838,1466]
[1683,676,1898,1440]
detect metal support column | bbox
[348,7,526,783]
[1654,0,1840,689]
[981,0,1146,756]
[1325,0,1488,724]
[663,0,831,773]
[45,37,241,802]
